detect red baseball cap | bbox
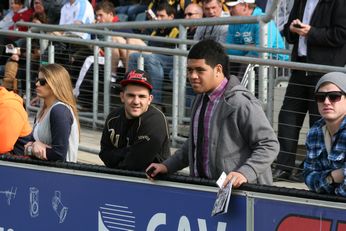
[120,69,153,91]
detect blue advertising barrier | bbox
[254,198,346,230]
[0,161,246,231]
[0,160,345,231]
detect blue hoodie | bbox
[226,7,289,61]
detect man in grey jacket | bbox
[146,39,279,188]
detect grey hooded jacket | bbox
[163,75,279,185]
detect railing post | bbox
[48,41,54,64]
[267,66,275,125]
[137,53,144,70]
[259,21,269,106]
[93,42,100,129]
[172,55,179,147]
[248,66,256,94]
[103,33,111,118]
[25,32,32,108]
[178,25,187,123]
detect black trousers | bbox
[276,68,322,171]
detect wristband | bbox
[326,174,334,185]
[27,146,33,156]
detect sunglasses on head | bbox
[315,91,345,103]
[36,78,47,86]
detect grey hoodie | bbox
[164,75,279,185]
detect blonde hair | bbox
[39,64,80,133]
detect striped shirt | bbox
[305,116,346,196]
[193,78,228,177]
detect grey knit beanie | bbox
[315,72,346,93]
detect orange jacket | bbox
[0,87,32,154]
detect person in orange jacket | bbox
[0,86,32,155]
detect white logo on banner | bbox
[0,186,17,206]
[98,204,136,231]
[29,187,39,218]
[146,213,227,231]
[52,191,68,223]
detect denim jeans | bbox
[115,4,147,21]
[128,53,173,104]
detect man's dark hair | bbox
[188,39,229,77]
[32,12,48,23]
[95,1,115,14]
[14,0,25,5]
[157,3,176,17]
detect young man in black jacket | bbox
[99,69,170,170]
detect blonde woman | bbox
[25,64,79,162]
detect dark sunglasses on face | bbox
[315,91,345,103]
[36,78,47,86]
[184,12,198,17]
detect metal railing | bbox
[1,1,346,159]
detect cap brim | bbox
[120,79,153,90]
[226,0,255,6]
[226,2,239,6]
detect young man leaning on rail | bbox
[146,39,279,189]
[305,72,346,197]
[99,69,171,171]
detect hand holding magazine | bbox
[211,172,236,216]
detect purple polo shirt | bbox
[193,78,228,177]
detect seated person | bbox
[99,69,171,170]
[115,0,148,21]
[184,3,203,39]
[58,0,95,40]
[1,11,47,94]
[0,8,14,30]
[40,0,96,92]
[193,0,229,43]
[148,0,189,18]
[7,0,33,32]
[0,86,32,155]
[73,0,127,99]
[0,0,33,60]
[127,3,179,105]
[45,0,95,69]
[305,72,346,197]
[226,0,288,60]
[24,64,80,162]
[225,0,289,79]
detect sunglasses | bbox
[36,78,47,86]
[315,91,345,103]
[184,12,198,17]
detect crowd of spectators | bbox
[0,0,289,99]
[1,0,345,198]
